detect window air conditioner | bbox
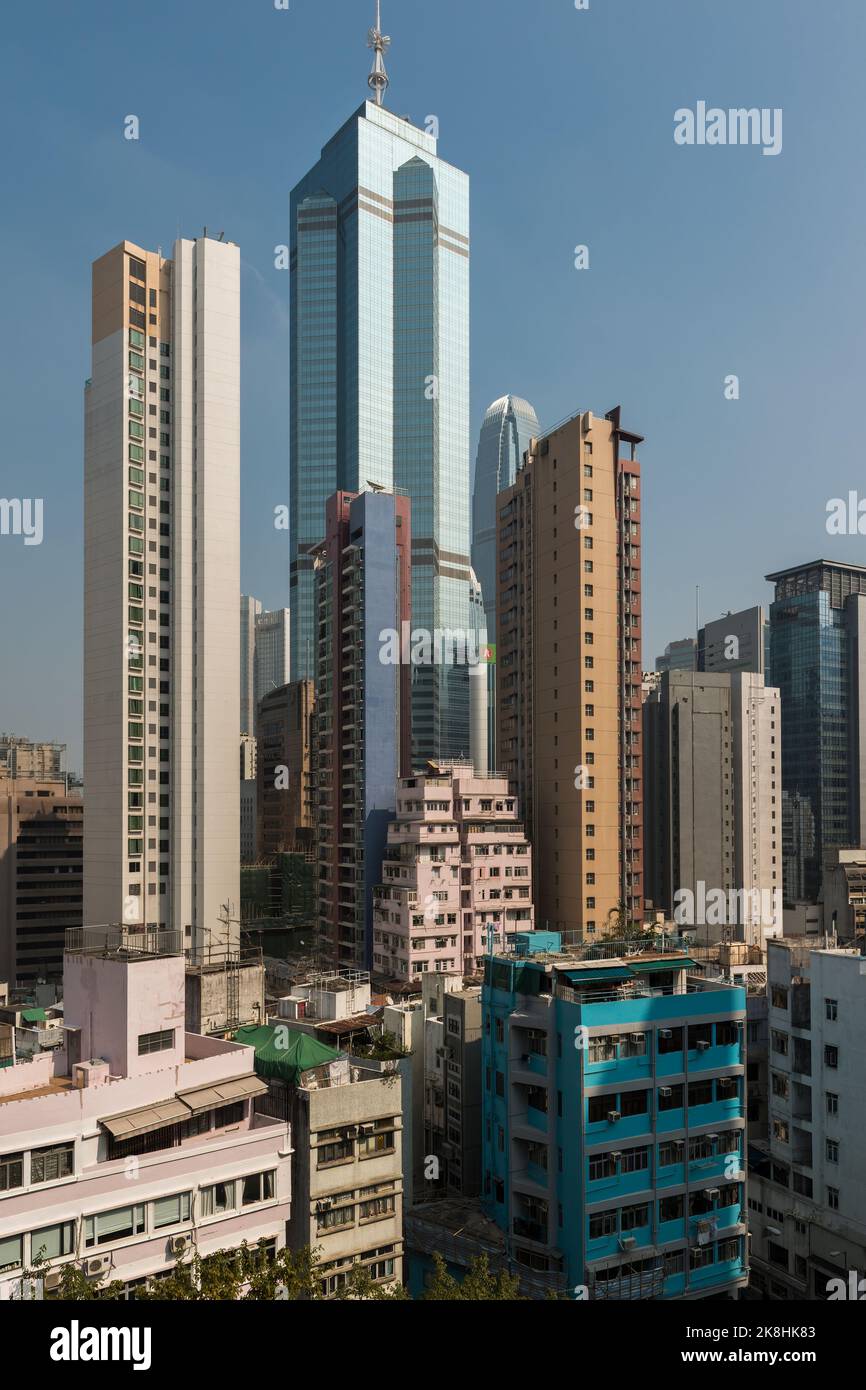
[607,1111,621,1123]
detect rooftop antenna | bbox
[367,0,390,107]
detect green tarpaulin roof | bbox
[626,957,695,973]
[21,1007,47,1023]
[563,967,633,984]
[232,1024,341,1085]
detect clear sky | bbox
[1,0,864,773]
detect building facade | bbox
[496,407,644,936]
[254,608,290,716]
[471,395,539,763]
[314,490,411,970]
[766,560,866,904]
[482,934,748,1300]
[289,100,471,764]
[0,927,290,1301]
[643,670,782,944]
[699,605,768,676]
[256,681,315,863]
[655,638,698,674]
[372,762,533,985]
[240,595,262,736]
[84,237,240,955]
[0,780,83,987]
[0,738,66,783]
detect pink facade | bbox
[0,940,291,1298]
[372,762,534,984]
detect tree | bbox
[421,1252,524,1301]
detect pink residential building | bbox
[372,762,534,985]
[0,927,291,1299]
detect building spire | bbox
[367,0,390,107]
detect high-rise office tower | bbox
[468,567,489,774]
[766,560,866,904]
[289,22,471,764]
[472,396,539,763]
[240,594,262,735]
[643,670,782,945]
[655,637,698,673]
[314,489,412,969]
[84,237,240,955]
[254,608,290,714]
[698,605,768,676]
[257,680,315,862]
[496,408,644,936]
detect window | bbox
[31,1142,73,1184]
[588,1152,616,1181]
[826,1092,839,1115]
[0,1151,23,1192]
[825,998,838,1021]
[657,1027,683,1054]
[588,1094,617,1124]
[659,1194,683,1222]
[318,1133,354,1166]
[824,1045,839,1069]
[359,1187,395,1221]
[201,1182,235,1217]
[241,1171,275,1206]
[658,1140,683,1167]
[771,986,788,1009]
[138,1028,174,1055]
[620,1090,648,1117]
[827,1187,840,1210]
[620,1203,649,1231]
[826,1139,839,1163]
[153,1193,191,1229]
[621,1146,648,1173]
[0,1234,23,1273]
[85,1204,146,1247]
[588,1209,617,1239]
[31,1221,75,1260]
[657,1085,683,1111]
[359,1125,396,1157]
[317,1201,354,1232]
[688,1080,713,1108]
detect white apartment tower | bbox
[84,237,240,955]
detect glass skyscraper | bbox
[471,395,538,762]
[767,560,866,904]
[290,100,471,764]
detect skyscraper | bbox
[471,395,538,762]
[314,489,412,969]
[698,605,768,676]
[496,407,644,936]
[254,607,290,714]
[84,237,240,955]
[240,594,262,735]
[766,560,866,904]
[289,27,471,764]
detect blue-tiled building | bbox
[481,933,748,1300]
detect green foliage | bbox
[421,1252,525,1301]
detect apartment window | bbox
[773,1119,789,1144]
[588,1153,616,1181]
[658,1141,683,1167]
[620,1090,648,1117]
[32,1221,76,1260]
[0,1151,23,1192]
[359,1187,395,1222]
[241,1171,275,1207]
[318,1201,355,1233]
[657,1085,683,1111]
[31,1142,73,1185]
[659,1194,683,1222]
[0,1235,23,1273]
[824,1045,839,1069]
[317,1131,354,1166]
[359,1124,396,1158]
[827,1187,840,1210]
[621,1146,648,1173]
[825,998,838,1021]
[826,1139,839,1163]
[153,1193,192,1229]
[771,986,788,1010]
[138,1028,174,1055]
[588,1209,617,1239]
[657,1027,683,1054]
[85,1204,146,1247]
[620,1203,649,1232]
[826,1092,839,1115]
[201,1182,235,1217]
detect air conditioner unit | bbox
[619,1236,636,1250]
[659,1029,673,1040]
[44,1270,63,1293]
[659,1086,672,1099]
[609,1151,622,1162]
[360,1123,376,1135]
[607,1111,621,1123]
[316,1198,333,1212]
[84,1255,111,1279]
[171,1233,193,1256]
[696,1040,711,1052]
[704,1188,720,1200]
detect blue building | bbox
[481,934,748,1300]
[766,560,866,904]
[471,396,538,762]
[290,95,472,765]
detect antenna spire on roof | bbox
[367,0,390,107]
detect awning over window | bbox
[177,1074,267,1115]
[562,967,633,984]
[101,1097,189,1140]
[626,957,695,974]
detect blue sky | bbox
[1,0,864,772]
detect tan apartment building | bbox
[496,407,644,937]
[84,237,240,956]
[0,737,66,782]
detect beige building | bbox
[0,779,83,986]
[0,737,66,782]
[84,237,240,957]
[496,408,644,937]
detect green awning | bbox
[232,1024,342,1085]
[21,1007,47,1023]
[627,957,695,974]
[564,967,634,984]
